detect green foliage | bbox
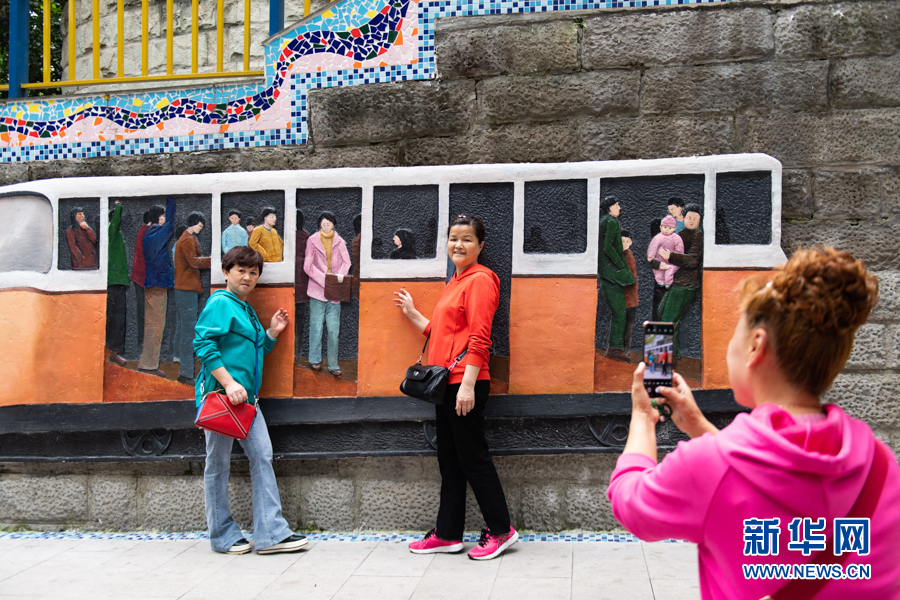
[0,0,64,99]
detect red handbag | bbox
[195,389,257,440]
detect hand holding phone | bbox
[642,321,675,398]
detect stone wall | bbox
[1,0,898,531]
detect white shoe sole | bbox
[409,542,465,554]
[257,538,309,554]
[468,530,519,561]
[226,544,252,555]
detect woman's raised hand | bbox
[393,288,416,316]
[656,372,719,438]
[224,380,249,405]
[268,308,290,338]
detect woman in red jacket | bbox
[394,215,518,561]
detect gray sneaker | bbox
[226,538,252,555]
[257,534,308,555]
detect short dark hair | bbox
[109,208,116,220]
[448,214,486,245]
[318,211,337,229]
[69,207,84,228]
[261,207,277,220]
[148,205,166,224]
[621,229,632,239]
[296,209,304,231]
[244,216,257,227]
[684,203,703,219]
[175,225,187,240]
[222,246,264,276]
[599,197,618,216]
[187,212,205,228]
[142,210,151,225]
[228,209,242,219]
[667,197,685,208]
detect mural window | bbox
[0,194,54,274]
[523,179,588,254]
[57,197,101,272]
[221,191,286,262]
[715,171,773,245]
[371,185,439,260]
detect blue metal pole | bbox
[8,0,30,98]
[269,0,285,36]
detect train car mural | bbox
[0,154,785,461]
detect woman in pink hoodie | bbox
[609,246,900,599]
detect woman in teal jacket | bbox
[193,246,307,556]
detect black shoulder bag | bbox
[400,334,467,405]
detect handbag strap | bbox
[417,331,468,371]
[767,440,892,600]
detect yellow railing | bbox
[14,0,278,92]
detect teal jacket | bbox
[193,289,276,407]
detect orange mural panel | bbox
[702,269,769,389]
[246,286,295,399]
[509,277,597,395]
[357,280,444,397]
[0,290,105,407]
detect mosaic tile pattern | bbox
[0,530,687,543]
[0,0,736,163]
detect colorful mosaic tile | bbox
[0,0,737,163]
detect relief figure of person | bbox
[249,208,283,262]
[390,228,417,260]
[174,212,211,385]
[656,203,704,358]
[107,200,130,366]
[294,210,310,360]
[667,197,686,233]
[304,212,350,376]
[131,211,152,348]
[621,230,639,354]
[351,214,361,301]
[66,207,98,270]
[222,209,248,254]
[137,197,176,378]
[647,215,685,320]
[598,197,636,363]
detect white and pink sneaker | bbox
[467,527,518,560]
[409,528,465,554]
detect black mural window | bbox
[715,171,773,245]
[57,197,101,271]
[371,185,439,260]
[220,190,286,260]
[523,180,588,254]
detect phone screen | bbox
[643,321,675,397]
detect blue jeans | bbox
[204,408,293,553]
[309,298,341,371]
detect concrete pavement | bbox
[0,532,700,600]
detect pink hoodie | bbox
[609,403,900,599]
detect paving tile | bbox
[496,542,572,579]
[571,543,653,600]
[128,547,239,597]
[354,541,434,577]
[651,578,702,600]
[331,575,421,600]
[180,551,307,600]
[641,542,698,581]
[257,574,350,600]
[1,550,124,597]
[279,540,376,577]
[489,577,572,600]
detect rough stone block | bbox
[520,484,562,531]
[358,480,440,530]
[88,476,137,529]
[309,80,475,147]
[300,477,355,530]
[337,456,434,481]
[781,218,899,271]
[832,55,900,109]
[496,454,597,482]
[28,158,103,181]
[477,70,640,125]
[824,374,900,428]
[583,7,772,69]
[883,169,900,218]
[0,164,29,187]
[782,169,813,219]
[0,475,88,522]
[846,323,886,370]
[565,484,619,531]
[775,1,900,60]
[738,109,900,167]
[139,476,206,530]
[225,477,254,528]
[812,169,885,220]
[171,149,246,174]
[106,153,174,176]
[578,116,734,161]
[436,15,579,79]
[871,270,900,321]
[889,325,900,369]
[404,121,578,166]
[641,61,828,114]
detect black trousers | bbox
[624,307,637,352]
[651,283,668,322]
[106,284,128,354]
[134,283,145,348]
[435,380,511,540]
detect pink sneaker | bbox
[467,527,519,560]
[409,528,464,554]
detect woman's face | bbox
[727,312,755,409]
[223,264,260,299]
[447,224,483,270]
[320,218,334,234]
[393,235,401,248]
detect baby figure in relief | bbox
[647,215,685,287]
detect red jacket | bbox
[131,223,150,287]
[424,263,499,385]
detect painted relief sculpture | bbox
[65,207,98,270]
[294,210,310,362]
[174,212,211,385]
[656,203,704,357]
[131,211,151,348]
[106,200,130,366]
[244,217,257,237]
[647,215,685,320]
[222,209,248,254]
[137,197,176,377]
[597,197,636,363]
[668,197,686,233]
[249,208,283,262]
[351,214,361,301]
[391,228,417,259]
[304,212,350,376]
[621,230,639,354]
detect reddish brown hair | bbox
[738,246,878,397]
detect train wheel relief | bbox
[121,429,173,457]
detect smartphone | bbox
[643,321,675,398]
